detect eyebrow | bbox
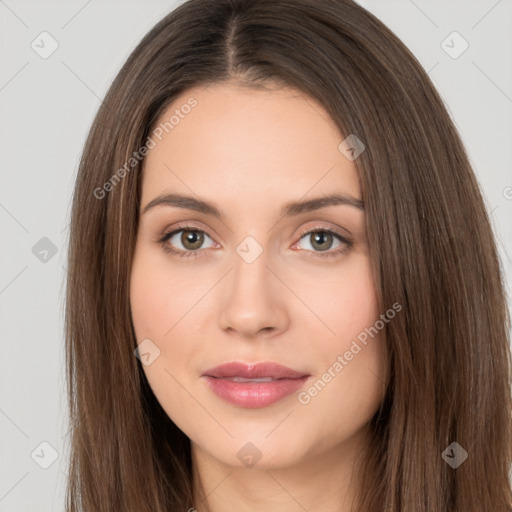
[141,192,365,219]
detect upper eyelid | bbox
[161,222,214,240]
[161,223,351,244]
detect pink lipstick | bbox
[202,361,310,408]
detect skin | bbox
[130,81,388,512]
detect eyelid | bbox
[158,222,218,249]
[159,221,350,241]
[296,222,351,241]
[159,221,216,241]
[292,224,353,258]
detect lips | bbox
[202,361,311,408]
[202,361,309,380]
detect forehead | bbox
[141,83,361,210]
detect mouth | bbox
[217,376,283,382]
[202,361,311,408]
[202,361,309,380]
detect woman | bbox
[65,0,512,510]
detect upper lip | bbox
[202,361,309,379]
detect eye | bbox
[293,227,353,258]
[159,226,216,258]
[157,224,353,259]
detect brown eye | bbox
[309,231,334,252]
[180,230,205,250]
[159,227,216,258]
[294,227,353,258]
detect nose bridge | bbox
[230,234,273,303]
[218,233,287,335]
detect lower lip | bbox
[203,376,310,408]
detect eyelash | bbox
[157,224,353,259]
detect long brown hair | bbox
[65,0,512,510]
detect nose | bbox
[218,247,289,339]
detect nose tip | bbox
[217,258,288,338]
[224,322,276,337]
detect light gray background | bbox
[0,1,511,510]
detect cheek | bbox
[302,256,386,404]
[129,248,201,426]
[130,245,192,341]
[129,246,205,380]
[310,255,380,343]
[130,264,167,341]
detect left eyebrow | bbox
[281,193,365,216]
[141,192,365,219]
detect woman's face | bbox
[130,82,388,470]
